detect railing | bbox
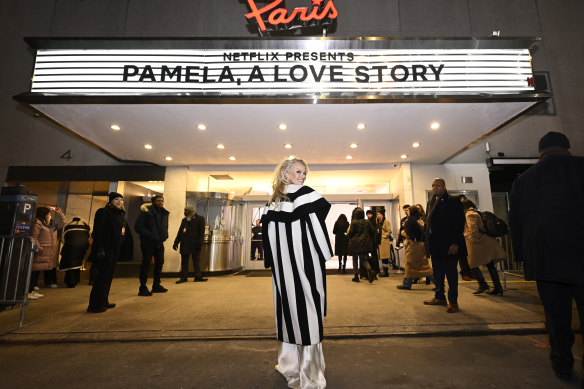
[0,235,36,327]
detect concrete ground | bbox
[0,270,583,388]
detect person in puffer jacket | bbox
[347,207,376,283]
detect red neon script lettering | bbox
[246,0,338,32]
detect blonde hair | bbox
[270,158,308,205]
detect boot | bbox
[138,285,152,296]
[379,268,389,277]
[352,275,360,283]
[342,261,346,274]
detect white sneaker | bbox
[33,286,39,291]
[31,291,44,298]
[47,284,58,288]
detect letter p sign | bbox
[21,203,33,215]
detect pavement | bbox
[2,270,584,388]
[0,270,548,343]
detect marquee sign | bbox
[245,0,338,35]
[30,48,534,96]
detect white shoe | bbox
[33,286,39,291]
[48,284,58,288]
[27,292,39,300]
[31,291,44,298]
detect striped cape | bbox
[261,184,333,345]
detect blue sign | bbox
[19,202,34,215]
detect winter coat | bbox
[347,209,376,256]
[424,192,467,259]
[401,217,433,278]
[510,153,584,286]
[332,219,349,256]
[88,204,133,262]
[31,211,65,271]
[135,203,169,246]
[59,220,90,270]
[377,218,392,259]
[464,208,506,268]
[174,214,206,255]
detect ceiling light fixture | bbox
[144,144,153,150]
[346,155,353,160]
[284,144,293,149]
[197,124,207,131]
[110,124,121,131]
[229,156,236,161]
[401,154,408,159]
[357,123,366,130]
[279,123,288,130]
[288,155,295,160]
[165,156,173,161]
[430,122,440,130]
[412,142,421,148]
[217,144,225,149]
[350,143,358,149]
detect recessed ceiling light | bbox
[430,122,440,130]
[165,156,173,161]
[350,143,358,149]
[412,142,421,148]
[110,124,121,131]
[279,123,288,130]
[357,123,366,130]
[401,154,408,159]
[197,124,207,131]
[144,144,153,150]
[288,155,295,160]
[346,155,353,160]
[229,156,236,161]
[284,144,293,149]
[217,144,225,149]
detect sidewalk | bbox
[0,271,547,343]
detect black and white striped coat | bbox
[261,184,333,345]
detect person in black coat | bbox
[87,192,133,313]
[250,219,264,260]
[135,195,170,296]
[347,207,376,283]
[332,214,349,273]
[60,217,90,288]
[510,131,584,382]
[423,178,466,313]
[174,205,207,283]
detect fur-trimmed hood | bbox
[140,203,169,215]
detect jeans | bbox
[432,257,459,304]
[140,242,165,287]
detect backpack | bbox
[476,211,509,238]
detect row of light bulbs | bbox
[110,120,440,162]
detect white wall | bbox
[410,163,494,212]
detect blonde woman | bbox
[261,158,332,389]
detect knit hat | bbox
[108,192,123,203]
[377,208,386,216]
[184,205,195,213]
[538,131,570,152]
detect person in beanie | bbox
[173,204,207,283]
[135,195,170,296]
[510,131,584,382]
[87,192,133,313]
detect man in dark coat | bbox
[135,195,170,296]
[250,219,263,260]
[173,204,207,283]
[510,131,584,382]
[423,178,466,313]
[87,192,133,313]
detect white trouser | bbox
[276,341,326,389]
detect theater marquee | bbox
[30,49,533,96]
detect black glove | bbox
[173,244,178,251]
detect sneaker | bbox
[33,286,40,291]
[31,291,44,298]
[396,285,411,290]
[27,292,39,300]
[138,286,152,296]
[47,283,58,288]
[151,284,168,293]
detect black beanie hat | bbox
[108,192,123,203]
[36,207,50,220]
[538,131,570,152]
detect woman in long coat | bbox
[397,205,434,290]
[462,199,506,295]
[261,158,332,389]
[347,207,376,283]
[29,206,65,298]
[376,210,392,277]
[332,214,349,273]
